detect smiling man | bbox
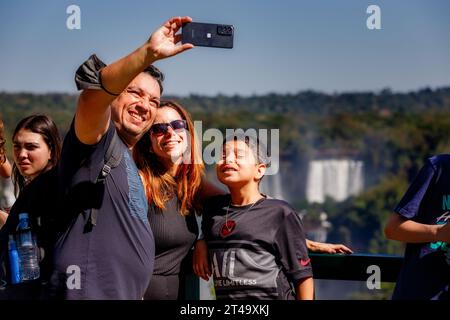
[50,16,194,300]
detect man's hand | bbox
[147,16,194,61]
[193,239,212,281]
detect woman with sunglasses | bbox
[134,100,222,300]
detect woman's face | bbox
[13,129,52,181]
[149,107,189,166]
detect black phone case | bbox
[182,22,234,49]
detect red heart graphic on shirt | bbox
[220,220,236,237]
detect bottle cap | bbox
[19,213,29,220]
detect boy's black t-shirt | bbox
[203,194,312,300]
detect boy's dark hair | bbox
[223,132,271,167]
[223,132,271,183]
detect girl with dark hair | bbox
[11,114,61,195]
[0,114,62,299]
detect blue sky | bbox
[0,0,449,96]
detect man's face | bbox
[110,73,160,148]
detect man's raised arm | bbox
[75,16,193,145]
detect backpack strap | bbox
[85,130,123,230]
[95,129,123,185]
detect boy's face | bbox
[217,140,265,187]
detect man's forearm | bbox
[98,44,155,97]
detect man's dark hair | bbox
[143,65,165,94]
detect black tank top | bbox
[148,197,198,276]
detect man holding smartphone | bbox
[50,16,194,299]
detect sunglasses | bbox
[150,119,188,136]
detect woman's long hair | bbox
[12,114,61,195]
[134,101,204,216]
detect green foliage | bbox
[323,175,409,254]
[2,87,450,255]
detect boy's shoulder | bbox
[263,196,291,207]
[260,196,299,217]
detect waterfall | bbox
[306,159,364,203]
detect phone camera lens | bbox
[217,25,232,36]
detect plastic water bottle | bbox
[16,213,40,282]
[8,235,21,284]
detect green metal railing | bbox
[310,253,403,282]
[184,253,404,299]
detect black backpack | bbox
[84,129,123,231]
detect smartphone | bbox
[182,22,234,49]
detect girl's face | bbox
[13,129,52,181]
[217,140,265,187]
[149,107,189,166]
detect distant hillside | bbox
[171,87,450,114]
[2,87,450,254]
[2,87,450,135]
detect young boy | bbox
[200,134,314,300]
[385,155,450,300]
